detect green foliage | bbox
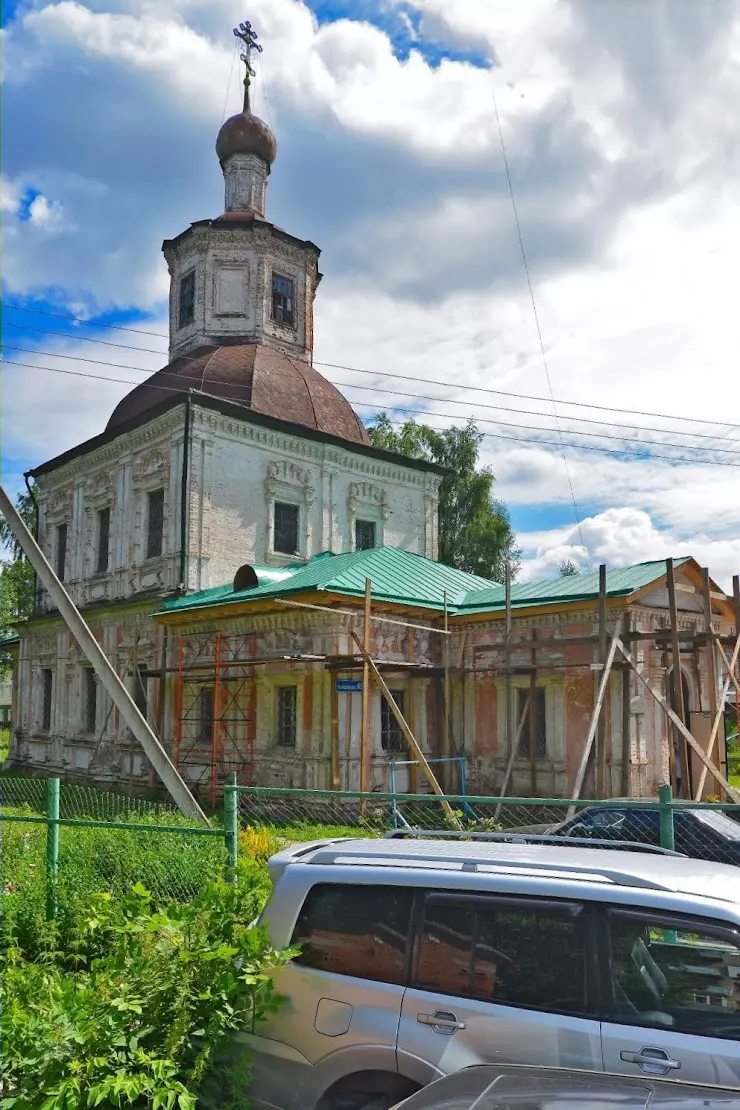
[1,489,36,678]
[369,413,519,582]
[558,560,579,577]
[1,880,293,1108]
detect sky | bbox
[2,0,740,587]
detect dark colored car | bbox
[549,803,740,866]
[390,1064,740,1110]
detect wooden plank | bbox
[350,631,456,818]
[597,564,607,798]
[616,638,740,803]
[529,628,537,797]
[667,558,690,797]
[494,688,532,821]
[621,611,631,797]
[505,561,512,754]
[443,590,451,786]
[703,567,722,796]
[360,579,371,796]
[330,673,340,791]
[694,632,740,800]
[567,630,620,819]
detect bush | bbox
[1,878,294,1108]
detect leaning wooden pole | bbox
[567,630,620,819]
[694,632,740,801]
[0,483,207,820]
[504,561,513,757]
[597,564,608,797]
[360,578,372,795]
[702,567,722,796]
[666,558,690,797]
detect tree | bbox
[369,413,520,582]
[1,490,36,675]
[558,559,579,577]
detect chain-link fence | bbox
[234,785,740,869]
[0,775,232,950]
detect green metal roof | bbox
[458,557,691,614]
[160,551,690,620]
[162,547,496,616]
[0,630,20,648]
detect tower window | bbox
[276,686,297,747]
[179,271,195,328]
[146,489,165,559]
[55,523,67,581]
[96,507,110,574]
[355,520,376,551]
[272,273,294,326]
[274,502,299,555]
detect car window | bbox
[291,883,413,985]
[415,897,589,1016]
[605,910,740,1040]
[690,808,740,841]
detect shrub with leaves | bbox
[1,877,294,1109]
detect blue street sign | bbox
[336,679,363,693]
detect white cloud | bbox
[0,174,22,214]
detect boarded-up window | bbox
[518,687,547,759]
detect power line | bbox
[4,354,740,468]
[493,89,587,561]
[3,340,739,450]
[3,303,738,433]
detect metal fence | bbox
[234,784,740,867]
[0,775,236,925]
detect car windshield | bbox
[691,808,740,840]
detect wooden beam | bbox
[351,631,456,818]
[505,561,512,755]
[494,688,532,820]
[529,628,537,797]
[695,632,740,800]
[702,567,722,796]
[621,611,631,797]
[360,579,371,796]
[667,558,690,797]
[597,564,607,798]
[567,630,620,819]
[330,672,340,791]
[443,590,451,783]
[616,638,740,803]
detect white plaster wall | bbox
[188,407,440,590]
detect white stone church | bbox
[9,66,442,785]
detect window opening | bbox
[355,519,377,551]
[56,523,67,581]
[274,502,299,555]
[381,690,406,753]
[271,273,294,326]
[83,669,97,734]
[96,507,110,574]
[277,686,297,747]
[518,686,547,759]
[146,489,164,559]
[179,271,195,328]
[197,686,215,747]
[41,668,53,731]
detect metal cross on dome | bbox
[233,20,263,112]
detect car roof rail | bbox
[382,829,684,857]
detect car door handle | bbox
[417,1010,467,1035]
[620,1048,681,1073]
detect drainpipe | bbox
[178,394,192,595]
[23,472,39,615]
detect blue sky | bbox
[3,0,740,583]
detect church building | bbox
[9,39,442,785]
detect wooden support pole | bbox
[616,638,740,803]
[443,590,451,787]
[360,578,371,796]
[495,688,532,820]
[505,561,512,755]
[702,567,722,795]
[621,611,632,798]
[568,630,620,819]
[330,673,340,791]
[529,628,537,797]
[407,624,418,794]
[666,558,690,798]
[694,632,740,800]
[351,631,457,819]
[597,564,607,798]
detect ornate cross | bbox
[233,20,263,112]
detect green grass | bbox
[1,728,9,763]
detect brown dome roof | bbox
[105,343,370,445]
[216,111,277,168]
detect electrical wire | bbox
[493,89,587,561]
[2,307,737,434]
[4,354,740,468]
[3,340,739,450]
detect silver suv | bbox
[243,834,740,1110]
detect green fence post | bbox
[658,783,675,852]
[46,777,60,921]
[224,777,238,884]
